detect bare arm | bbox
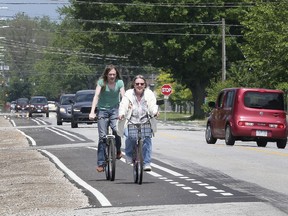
[89,84,101,120]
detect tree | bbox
[59,0,245,119]
[156,71,193,114]
[240,1,288,88]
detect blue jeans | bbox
[97,108,121,166]
[125,135,152,166]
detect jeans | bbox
[125,135,152,166]
[97,108,121,166]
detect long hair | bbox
[101,64,122,89]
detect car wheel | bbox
[256,140,267,147]
[276,138,287,149]
[28,112,32,118]
[57,120,62,125]
[205,123,217,144]
[225,125,235,146]
[46,112,49,118]
[71,119,78,128]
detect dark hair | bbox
[131,75,147,88]
[101,64,122,89]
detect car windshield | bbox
[31,97,47,104]
[17,98,28,104]
[61,96,74,105]
[75,93,94,103]
[244,92,284,110]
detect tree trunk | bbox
[191,82,206,119]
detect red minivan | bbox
[205,88,287,148]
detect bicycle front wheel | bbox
[133,139,143,185]
[105,138,116,181]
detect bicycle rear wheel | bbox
[105,138,116,181]
[133,139,143,185]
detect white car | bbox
[48,101,57,112]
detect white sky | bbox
[0,0,69,21]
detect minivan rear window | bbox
[244,92,284,110]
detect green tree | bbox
[156,71,193,114]
[240,1,288,88]
[60,0,245,119]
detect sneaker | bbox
[116,152,123,159]
[96,166,104,172]
[143,164,152,172]
[125,156,132,164]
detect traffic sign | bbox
[161,84,172,96]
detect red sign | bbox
[161,84,172,96]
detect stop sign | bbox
[161,84,172,96]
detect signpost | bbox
[161,84,172,122]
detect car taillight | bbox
[270,124,285,129]
[238,121,254,126]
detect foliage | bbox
[155,70,192,112]
[58,0,245,119]
[239,1,288,89]
[202,79,237,113]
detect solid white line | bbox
[30,118,42,125]
[151,163,183,177]
[51,127,86,141]
[46,127,75,141]
[17,129,37,146]
[39,149,112,207]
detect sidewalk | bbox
[0,115,88,216]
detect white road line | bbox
[51,127,86,141]
[35,118,47,125]
[151,163,183,177]
[46,127,75,141]
[86,147,235,198]
[17,129,37,146]
[30,118,42,125]
[39,149,112,207]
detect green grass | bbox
[158,111,192,121]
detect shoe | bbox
[116,152,123,159]
[143,164,152,172]
[96,166,104,172]
[125,157,132,164]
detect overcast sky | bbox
[0,0,69,21]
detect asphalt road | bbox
[6,112,288,216]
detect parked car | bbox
[48,101,57,112]
[10,101,16,112]
[56,94,75,125]
[15,98,29,112]
[28,96,49,117]
[205,87,287,149]
[70,90,97,128]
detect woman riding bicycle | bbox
[118,75,159,171]
[89,65,125,173]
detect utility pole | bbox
[222,18,226,82]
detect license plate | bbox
[256,130,267,137]
[37,109,41,112]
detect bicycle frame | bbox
[127,119,152,185]
[98,116,117,181]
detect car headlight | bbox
[60,107,66,113]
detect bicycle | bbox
[127,118,153,185]
[98,116,117,181]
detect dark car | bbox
[15,98,29,112]
[71,90,97,128]
[28,96,49,117]
[205,88,287,149]
[70,90,97,128]
[56,93,75,125]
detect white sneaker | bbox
[143,164,152,172]
[126,157,132,164]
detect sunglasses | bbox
[135,83,145,86]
